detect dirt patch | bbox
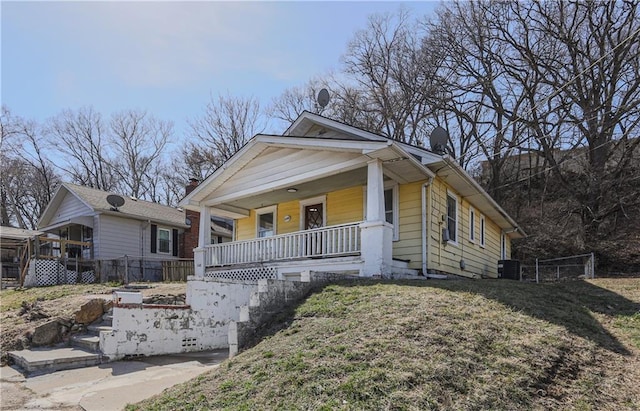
[0,282,187,365]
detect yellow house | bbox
[180,112,524,280]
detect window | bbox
[480,215,486,247]
[362,183,399,241]
[158,228,171,253]
[256,206,276,238]
[469,207,476,242]
[501,233,507,260]
[384,189,394,225]
[446,192,458,243]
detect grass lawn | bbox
[129,278,640,411]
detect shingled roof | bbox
[39,183,187,228]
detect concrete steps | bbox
[8,346,101,375]
[70,334,101,352]
[9,309,113,375]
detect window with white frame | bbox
[363,182,399,241]
[469,207,476,242]
[446,192,458,243]
[480,215,486,247]
[501,233,507,259]
[158,228,171,253]
[256,206,276,238]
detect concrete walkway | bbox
[1,350,228,411]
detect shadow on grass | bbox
[411,279,639,355]
[239,278,638,357]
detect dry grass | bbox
[130,278,640,411]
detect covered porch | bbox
[180,134,436,279]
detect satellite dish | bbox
[317,88,330,109]
[106,194,125,211]
[430,126,449,155]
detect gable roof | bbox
[181,111,524,238]
[39,183,187,229]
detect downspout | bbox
[421,178,433,276]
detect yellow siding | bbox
[236,210,256,241]
[394,181,427,270]
[427,177,509,278]
[326,186,363,226]
[234,186,364,241]
[233,176,513,279]
[278,200,300,234]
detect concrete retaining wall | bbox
[228,271,352,356]
[101,278,256,359]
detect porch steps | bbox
[8,346,101,375]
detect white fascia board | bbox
[178,139,264,207]
[256,135,389,153]
[209,205,250,219]
[441,156,526,237]
[284,111,387,142]
[37,184,66,228]
[37,184,95,228]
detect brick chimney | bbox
[180,178,201,259]
[185,178,199,195]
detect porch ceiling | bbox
[202,144,431,217]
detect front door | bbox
[304,203,324,230]
[304,203,324,255]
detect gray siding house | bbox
[38,183,189,261]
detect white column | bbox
[194,205,211,278]
[366,159,386,222]
[360,159,392,278]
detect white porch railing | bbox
[205,222,361,267]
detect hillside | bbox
[130,278,640,411]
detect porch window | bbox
[363,183,399,241]
[256,205,276,238]
[158,228,171,253]
[446,192,458,244]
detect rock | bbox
[103,300,113,312]
[31,319,61,346]
[75,299,106,324]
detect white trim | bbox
[480,214,486,248]
[446,190,459,246]
[299,195,327,231]
[362,182,399,241]
[469,206,476,243]
[255,205,277,238]
[501,232,507,260]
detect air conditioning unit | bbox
[498,260,521,280]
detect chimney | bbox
[185,178,199,195]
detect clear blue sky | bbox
[2,1,439,138]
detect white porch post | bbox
[194,205,211,278]
[359,159,392,278]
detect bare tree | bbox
[47,107,116,191]
[1,106,60,229]
[188,93,266,170]
[342,9,439,145]
[109,110,172,199]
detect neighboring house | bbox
[38,183,189,261]
[180,112,525,280]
